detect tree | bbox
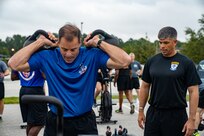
[181,14,204,63]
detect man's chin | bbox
[65,59,74,63]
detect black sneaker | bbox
[130,104,135,114]
[93,99,97,108]
[115,109,123,114]
[198,123,204,131]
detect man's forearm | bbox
[8,40,43,71]
[99,41,131,68]
[139,81,150,112]
[188,87,199,120]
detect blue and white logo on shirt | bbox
[79,64,87,75]
[19,71,35,81]
[170,62,179,71]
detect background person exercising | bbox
[0,59,10,120]
[138,26,201,136]
[114,66,135,114]
[129,52,143,107]
[8,23,131,135]
[193,61,204,136]
[11,70,47,136]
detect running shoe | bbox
[130,104,135,114]
[115,109,123,114]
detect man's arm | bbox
[84,35,131,69]
[188,85,199,121]
[4,69,10,76]
[182,85,199,136]
[138,80,150,129]
[8,35,55,72]
[99,41,131,69]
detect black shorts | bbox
[0,82,5,99]
[130,77,140,89]
[199,90,204,108]
[144,106,187,136]
[97,73,103,83]
[44,110,98,136]
[19,86,47,125]
[117,76,131,91]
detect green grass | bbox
[4,97,19,104]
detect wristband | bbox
[97,39,103,48]
[139,107,144,112]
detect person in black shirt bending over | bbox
[137,26,202,136]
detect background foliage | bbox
[1,14,203,64]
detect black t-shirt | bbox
[142,53,202,109]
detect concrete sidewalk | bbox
[0,102,143,136]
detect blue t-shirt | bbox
[15,70,45,87]
[28,47,109,117]
[130,61,142,78]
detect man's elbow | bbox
[8,59,15,70]
[121,56,131,67]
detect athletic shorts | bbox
[97,73,103,84]
[43,110,98,136]
[199,90,204,108]
[130,77,140,89]
[117,76,131,91]
[144,106,187,136]
[19,86,47,125]
[0,82,5,99]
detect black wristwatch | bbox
[96,34,105,48]
[97,39,103,48]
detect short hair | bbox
[158,26,177,40]
[58,23,81,43]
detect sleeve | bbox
[142,59,152,83]
[28,52,43,72]
[97,49,109,69]
[1,61,8,71]
[185,60,202,87]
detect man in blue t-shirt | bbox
[8,23,131,135]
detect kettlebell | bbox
[23,29,56,51]
[86,29,119,46]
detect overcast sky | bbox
[0,0,203,42]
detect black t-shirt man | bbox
[142,53,201,109]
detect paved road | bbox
[0,102,143,136]
[2,76,204,136]
[1,76,142,136]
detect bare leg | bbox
[124,90,133,104]
[0,99,4,115]
[118,91,124,110]
[27,124,44,136]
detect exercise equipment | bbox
[23,29,56,50]
[86,29,119,47]
[21,95,64,136]
[106,126,112,136]
[112,125,128,136]
[96,76,117,124]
